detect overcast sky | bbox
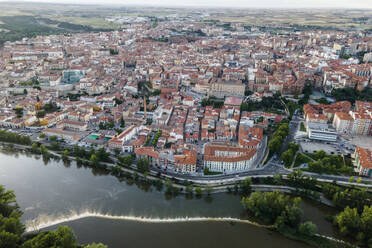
[3,0,372,9]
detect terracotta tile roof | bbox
[204,144,257,163]
[356,147,372,170]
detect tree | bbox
[336,206,361,237]
[241,191,303,229]
[205,185,212,196]
[164,179,173,194]
[356,177,362,184]
[118,155,134,167]
[120,117,125,128]
[61,149,69,161]
[50,142,60,151]
[0,130,31,145]
[40,144,48,155]
[14,108,23,118]
[95,148,110,162]
[360,205,372,245]
[22,226,79,248]
[109,48,118,55]
[0,186,25,233]
[90,154,99,166]
[315,150,326,160]
[268,136,282,155]
[273,174,283,185]
[185,184,194,196]
[114,148,121,156]
[349,176,354,183]
[281,149,294,167]
[136,158,150,173]
[195,187,203,197]
[335,205,372,246]
[36,111,45,118]
[23,89,27,95]
[298,221,317,237]
[239,178,252,195]
[31,142,39,153]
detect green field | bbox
[0,15,114,46]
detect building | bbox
[332,112,354,134]
[108,125,139,151]
[307,122,337,142]
[42,128,84,142]
[209,79,245,98]
[203,144,257,173]
[134,147,160,167]
[224,96,243,107]
[56,119,87,131]
[174,150,197,174]
[350,111,372,136]
[354,147,372,177]
[305,113,328,126]
[62,70,86,84]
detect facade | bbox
[307,122,337,142]
[350,111,372,136]
[174,150,197,173]
[209,79,245,98]
[108,125,139,151]
[305,113,328,127]
[203,144,257,173]
[56,119,87,131]
[42,128,83,142]
[354,147,372,177]
[62,70,86,84]
[332,112,354,134]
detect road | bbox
[280,111,300,154]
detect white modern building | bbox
[307,122,337,142]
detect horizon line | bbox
[1,1,372,10]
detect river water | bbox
[0,149,336,247]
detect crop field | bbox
[48,16,121,29]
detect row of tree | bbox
[322,183,372,213]
[306,150,353,175]
[0,130,31,146]
[268,122,289,155]
[240,95,285,113]
[152,130,162,147]
[201,97,224,109]
[281,142,300,167]
[331,87,372,104]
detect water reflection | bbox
[0,148,336,247]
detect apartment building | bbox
[332,112,354,134]
[203,144,257,173]
[354,147,372,177]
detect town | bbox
[0,13,371,181]
[1,3,372,248]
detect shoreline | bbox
[25,211,347,248]
[0,143,355,247]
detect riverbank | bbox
[0,142,360,247]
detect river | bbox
[0,148,337,247]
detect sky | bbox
[3,0,372,9]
